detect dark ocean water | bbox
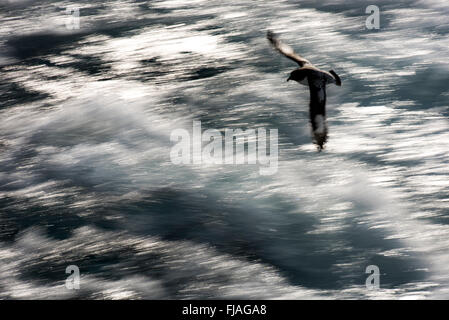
[1,0,449,299]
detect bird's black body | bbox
[308,79,327,148]
[267,31,341,150]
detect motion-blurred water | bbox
[1,0,449,299]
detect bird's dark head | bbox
[287,69,307,83]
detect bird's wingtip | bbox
[329,69,342,86]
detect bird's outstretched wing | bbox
[267,31,311,67]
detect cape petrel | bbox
[267,31,341,151]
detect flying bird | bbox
[267,31,341,151]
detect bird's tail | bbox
[311,114,328,151]
[329,70,342,86]
[314,132,327,151]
